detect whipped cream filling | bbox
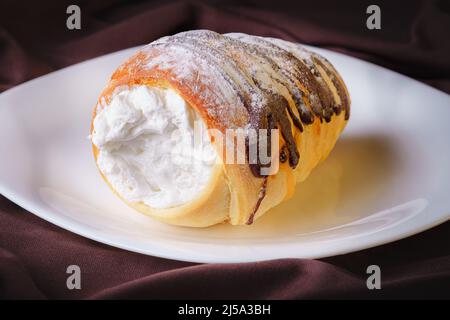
[91,85,216,209]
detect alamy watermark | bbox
[169,121,280,176]
[66,265,81,290]
[66,5,382,33]
[366,265,381,290]
[66,5,81,30]
[366,5,381,30]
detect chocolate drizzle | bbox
[246,176,268,225]
[280,145,288,163]
[312,56,350,120]
[146,31,349,221]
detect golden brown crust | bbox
[91,30,350,227]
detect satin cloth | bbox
[0,0,449,299]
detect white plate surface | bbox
[0,45,449,263]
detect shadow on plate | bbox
[240,134,401,236]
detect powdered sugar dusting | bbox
[122,30,348,173]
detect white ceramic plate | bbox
[0,45,449,263]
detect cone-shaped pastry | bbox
[91,30,350,227]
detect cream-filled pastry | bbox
[91,30,350,227]
[92,85,216,209]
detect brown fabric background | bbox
[0,0,449,299]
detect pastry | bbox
[90,30,350,227]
